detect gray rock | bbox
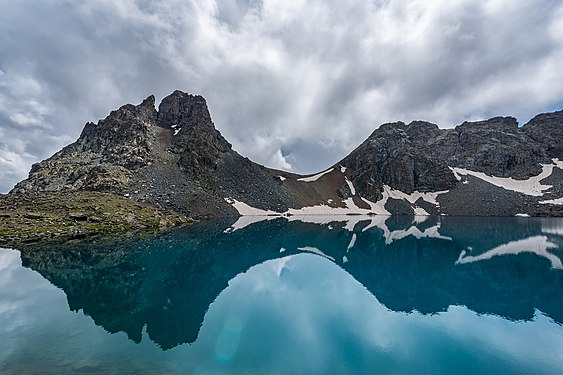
[24,213,44,219]
[68,213,88,221]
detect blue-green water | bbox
[1,216,562,374]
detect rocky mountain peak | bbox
[406,121,440,141]
[523,110,563,159]
[75,96,158,169]
[458,116,518,132]
[154,91,232,174]
[140,94,156,109]
[428,116,547,178]
[525,110,563,127]
[342,120,457,199]
[11,91,233,198]
[375,121,407,134]
[157,91,209,128]
[79,95,157,141]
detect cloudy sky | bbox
[0,0,562,192]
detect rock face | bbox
[341,121,459,202]
[338,114,563,216]
[159,91,232,175]
[9,91,563,217]
[430,117,547,178]
[522,111,563,160]
[340,115,559,200]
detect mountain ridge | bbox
[6,90,563,219]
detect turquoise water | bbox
[1,216,562,374]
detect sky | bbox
[0,0,562,193]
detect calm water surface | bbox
[1,216,562,374]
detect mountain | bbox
[7,90,563,219]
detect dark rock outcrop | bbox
[523,110,563,159]
[337,114,562,215]
[341,121,458,202]
[158,90,232,175]
[430,117,547,178]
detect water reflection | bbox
[15,216,563,349]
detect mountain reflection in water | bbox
[17,216,563,350]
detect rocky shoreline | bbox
[0,191,192,247]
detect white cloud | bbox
[0,0,562,192]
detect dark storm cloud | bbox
[0,0,562,192]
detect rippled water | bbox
[1,216,562,374]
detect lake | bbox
[1,216,562,374]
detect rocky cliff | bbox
[337,114,563,216]
[8,91,563,218]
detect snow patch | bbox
[224,198,279,216]
[225,184,447,223]
[413,206,430,216]
[358,197,391,216]
[413,215,428,224]
[515,213,530,217]
[297,246,335,261]
[539,197,563,205]
[345,178,356,195]
[449,160,562,197]
[347,233,357,251]
[277,176,286,181]
[297,168,334,182]
[451,168,463,181]
[270,256,294,277]
[383,185,448,205]
[455,236,561,269]
[343,215,369,232]
[542,220,563,236]
[225,215,279,232]
[287,215,348,226]
[224,183,456,233]
[174,129,181,136]
[382,224,452,245]
[284,197,388,217]
[225,207,453,246]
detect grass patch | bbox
[0,190,192,246]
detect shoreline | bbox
[0,191,193,248]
